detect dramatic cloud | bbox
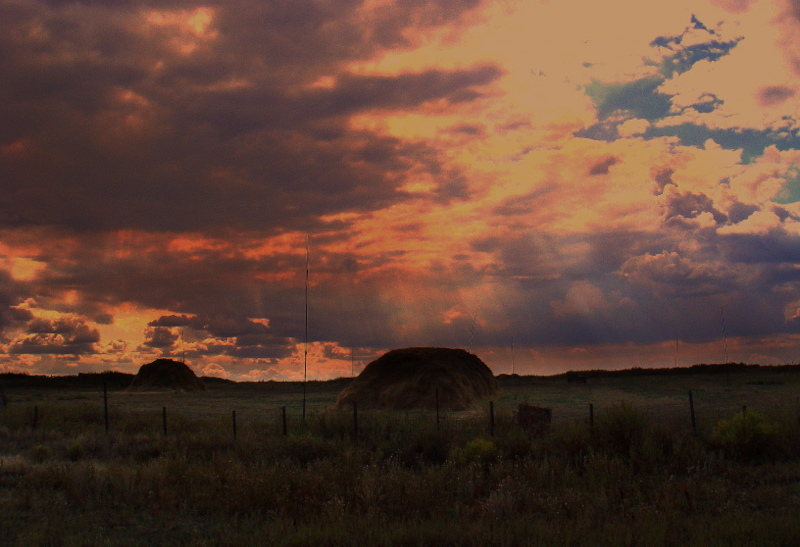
[3,0,800,378]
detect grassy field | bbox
[1,366,800,545]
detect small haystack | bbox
[128,359,206,392]
[335,347,496,410]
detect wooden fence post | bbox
[162,406,167,437]
[688,390,696,433]
[281,406,287,437]
[589,403,594,431]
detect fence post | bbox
[103,383,109,434]
[589,403,594,431]
[232,410,237,441]
[282,406,287,437]
[688,390,696,433]
[489,401,495,437]
[353,401,358,442]
[162,406,167,437]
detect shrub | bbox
[713,409,779,461]
[28,444,52,463]
[450,438,499,465]
[67,441,84,462]
[595,402,650,458]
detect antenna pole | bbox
[721,306,728,363]
[674,336,678,368]
[303,235,309,421]
[721,305,730,386]
[511,339,515,375]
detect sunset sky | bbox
[3,0,800,380]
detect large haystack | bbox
[128,359,206,392]
[335,347,496,410]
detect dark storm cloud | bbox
[664,192,728,225]
[150,315,272,338]
[46,241,307,341]
[588,156,618,175]
[717,230,800,265]
[9,316,100,355]
[301,66,502,117]
[727,201,759,224]
[0,0,497,234]
[463,213,800,347]
[772,205,800,222]
[0,272,32,341]
[789,0,800,21]
[620,251,736,298]
[149,315,195,328]
[652,168,675,195]
[143,326,179,349]
[491,184,559,217]
[757,85,796,107]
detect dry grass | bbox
[1,368,800,544]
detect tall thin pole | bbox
[721,306,729,363]
[721,305,730,386]
[674,337,678,368]
[303,235,309,421]
[511,339,515,375]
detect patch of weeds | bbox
[494,428,535,460]
[595,402,650,459]
[713,409,779,461]
[28,444,52,463]
[66,441,84,462]
[282,434,339,464]
[450,438,499,465]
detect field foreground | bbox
[1,366,800,545]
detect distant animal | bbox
[517,404,552,432]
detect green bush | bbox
[450,437,499,465]
[713,409,779,461]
